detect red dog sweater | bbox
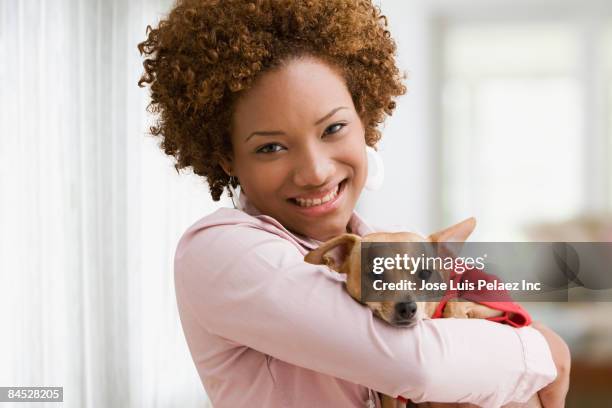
[431,266,532,327]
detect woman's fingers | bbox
[530,321,571,408]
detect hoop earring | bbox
[228,175,242,210]
[364,145,384,191]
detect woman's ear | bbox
[217,153,234,176]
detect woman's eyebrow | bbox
[245,106,349,141]
[313,106,348,125]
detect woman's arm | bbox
[175,224,557,407]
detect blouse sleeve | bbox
[174,223,557,407]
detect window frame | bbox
[423,0,612,227]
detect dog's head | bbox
[304,218,476,327]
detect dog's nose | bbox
[395,301,417,320]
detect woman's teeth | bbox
[294,183,340,208]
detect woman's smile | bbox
[288,178,348,217]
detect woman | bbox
[138,0,570,406]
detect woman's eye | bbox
[255,124,345,153]
[256,143,284,154]
[324,123,346,135]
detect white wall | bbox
[359,0,439,234]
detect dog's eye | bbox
[418,269,432,281]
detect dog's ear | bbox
[304,234,361,272]
[428,217,476,258]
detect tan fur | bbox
[305,218,542,408]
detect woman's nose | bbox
[292,146,335,188]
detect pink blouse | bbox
[174,192,557,407]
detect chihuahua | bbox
[304,218,541,408]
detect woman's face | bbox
[225,56,368,242]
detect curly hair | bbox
[137,0,406,201]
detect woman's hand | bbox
[530,321,571,408]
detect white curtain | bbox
[0,0,226,406]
